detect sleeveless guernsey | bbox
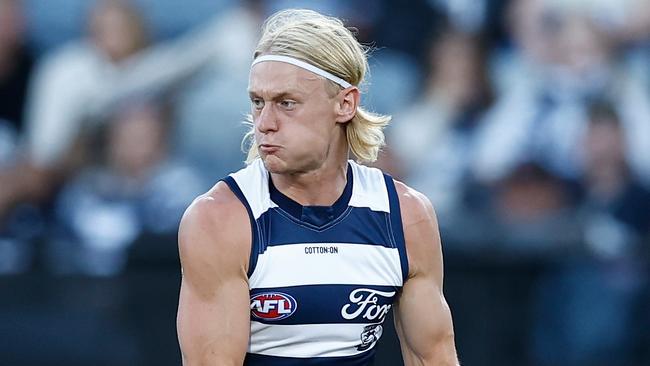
[222,159,408,366]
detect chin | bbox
[261,155,289,174]
[262,155,319,175]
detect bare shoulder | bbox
[180,180,247,232]
[393,180,437,228]
[393,180,442,280]
[178,181,252,286]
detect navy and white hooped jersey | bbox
[222,159,409,366]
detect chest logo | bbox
[341,288,395,322]
[250,292,297,321]
[357,324,384,351]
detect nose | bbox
[256,104,278,134]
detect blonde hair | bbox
[243,9,391,164]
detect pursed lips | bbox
[259,144,281,153]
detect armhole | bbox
[383,174,409,283]
[222,176,260,278]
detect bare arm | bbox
[394,181,459,366]
[177,181,251,365]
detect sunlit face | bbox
[109,105,165,178]
[89,1,146,63]
[432,34,481,106]
[248,61,341,175]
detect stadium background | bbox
[1,0,649,365]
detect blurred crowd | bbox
[1,0,649,365]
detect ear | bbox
[334,86,360,124]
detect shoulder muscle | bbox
[394,180,442,283]
[178,181,251,296]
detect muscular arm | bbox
[177,182,251,365]
[394,182,459,366]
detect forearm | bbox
[403,356,459,366]
[401,336,459,366]
[180,339,246,366]
[178,311,249,366]
[404,359,459,366]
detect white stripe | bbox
[249,243,402,288]
[249,321,379,357]
[231,159,277,219]
[348,161,390,213]
[252,55,353,88]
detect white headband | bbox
[251,55,352,88]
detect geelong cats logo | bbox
[357,324,384,351]
[341,288,395,322]
[250,292,297,321]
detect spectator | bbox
[24,0,150,169]
[579,101,650,250]
[487,162,581,255]
[388,27,494,216]
[0,0,239,219]
[0,2,44,274]
[173,0,263,176]
[0,0,33,133]
[531,101,648,366]
[475,0,650,185]
[0,0,152,223]
[48,100,204,276]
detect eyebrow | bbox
[248,89,304,100]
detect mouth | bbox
[259,144,280,154]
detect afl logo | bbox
[250,292,297,321]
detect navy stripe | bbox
[222,176,260,277]
[245,350,376,365]
[383,175,409,282]
[250,284,398,325]
[260,207,393,247]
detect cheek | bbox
[292,124,331,153]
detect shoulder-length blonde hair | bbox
[243,9,391,164]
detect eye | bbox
[280,100,296,110]
[251,98,265,110]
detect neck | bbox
[270,155,349,207]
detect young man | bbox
[177,9,459,366]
